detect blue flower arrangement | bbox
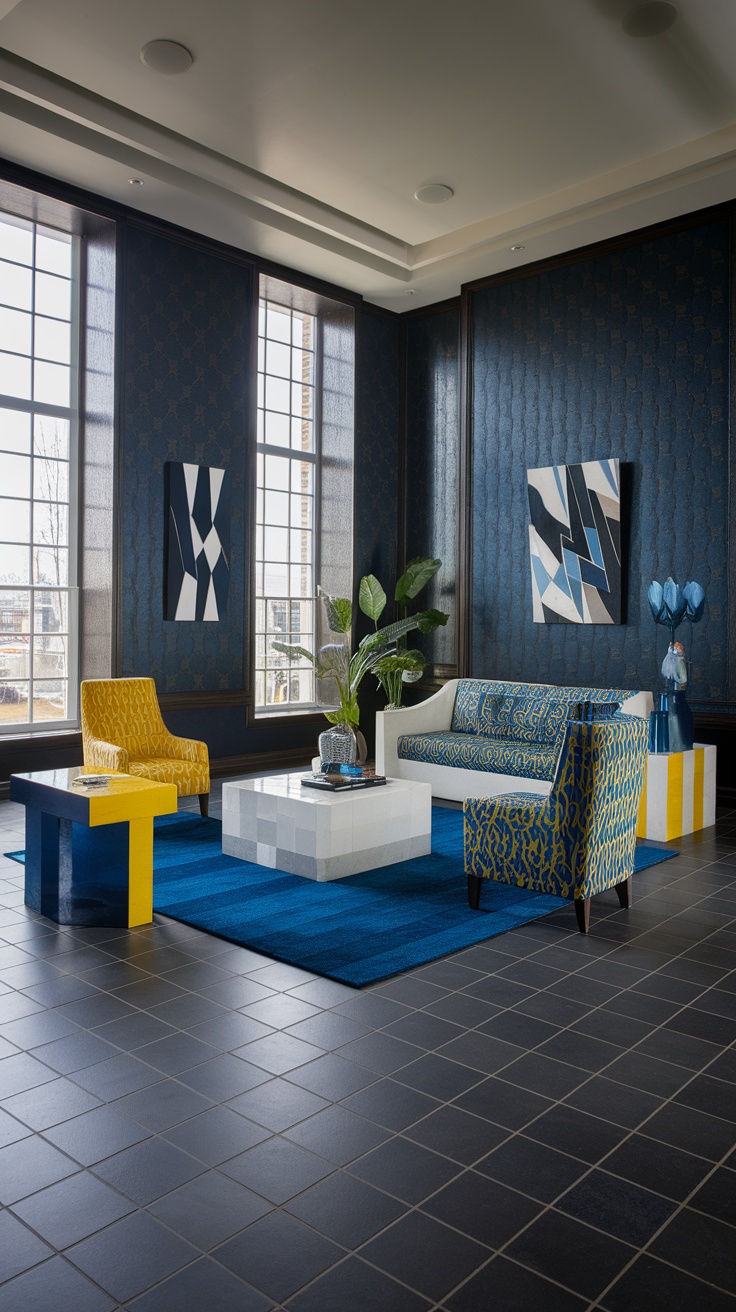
[646,577,705,753]
[647,577,705,688]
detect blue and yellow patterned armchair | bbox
[464,717,648,933]
[81,678,210,817]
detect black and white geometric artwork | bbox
[527,458,622,624]
[164,462,230,621]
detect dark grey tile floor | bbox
[0,780,735,1310]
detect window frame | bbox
[254,293,324,717]
[0,213,81,736]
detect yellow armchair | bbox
[81,678,210,816]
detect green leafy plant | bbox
[272,558,447,726]
[373,650,426,709]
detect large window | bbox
[0,211,78,732]
[255,297,318,711]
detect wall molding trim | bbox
[209,747,312,780]
[462,200,735,295]
[158,692,252,712]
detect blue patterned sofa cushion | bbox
[479,694,578,745]
[451,679,632,737]
[397,732,558,782]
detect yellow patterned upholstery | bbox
[81,679,209,803]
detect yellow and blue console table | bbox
[9,769,177,928]
[636,744,716,843]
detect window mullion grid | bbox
[0,214,77,733]
[29,221,37,722]
[255,297,321,713]
[66,232,82,727]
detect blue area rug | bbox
[4,809,679,987]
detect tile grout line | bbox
[0,809,734,1307]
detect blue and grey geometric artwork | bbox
[164,462,230,621]
[527,458,621,624]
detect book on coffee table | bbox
[301,774,387,792]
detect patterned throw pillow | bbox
[477,695,579,745]
[452,681,488,734]
[451,681,628,738]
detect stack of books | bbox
[301,772,387,792]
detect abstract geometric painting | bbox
[527,458,621,624]
[164,462,230,621]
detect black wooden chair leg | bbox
[574,897,591,934]
[467,874,483,910]
[199,793,209,818]
[615,876,632,909]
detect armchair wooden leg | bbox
[199,793,209,818]
[574,897,591,934]
[467,874,483,910]
[615,876,633,909]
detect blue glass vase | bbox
[648,709,669,753]
[667,689,694,753]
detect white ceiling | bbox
[0,0,735,309]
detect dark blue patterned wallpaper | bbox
[120,222,251,693]
[405,307,460,667]
[352,307,400,745]
[470,220,730,702]
[354,307,400,597]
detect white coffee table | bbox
[221,774,432,881]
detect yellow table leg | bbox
[128,816,154,927]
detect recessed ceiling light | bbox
[414,184,454,205]
[510,244,525,251]
[622,2,677,37]
[140,39,193,75]
[128,178,144,186]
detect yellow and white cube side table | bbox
[636,744,716,843]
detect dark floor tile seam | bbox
[462,1047,736,1300]
[393,1105,520,1170]
[1,1171,186,1273]
[195,1127,495,1281]
[401,965,703,1101]
[610,884,736,929]
[21,1005,328,1098]
[588,1260,736,1312]
[407,1000,736,1234]
[519,1010,736,1167]
[22,1039,242,1100]
[0,1138,335,1295]
[273,1245,443,1311]
[2,886,729,1112]
[2,808,729,1291]
[587,900,736,966]
[438,1250,593,1312]
[529,912,732,1016]
[587,1152,736,1308]
[0,1253,132,1306]
[685,1196,736,1232]
[417,882,735,1016]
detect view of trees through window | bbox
[255,296,317,711]
[0,210,77,730]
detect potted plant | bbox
[272,558,448,764]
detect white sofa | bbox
[375,677,653,803]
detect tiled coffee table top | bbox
[0,781,734,1310]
